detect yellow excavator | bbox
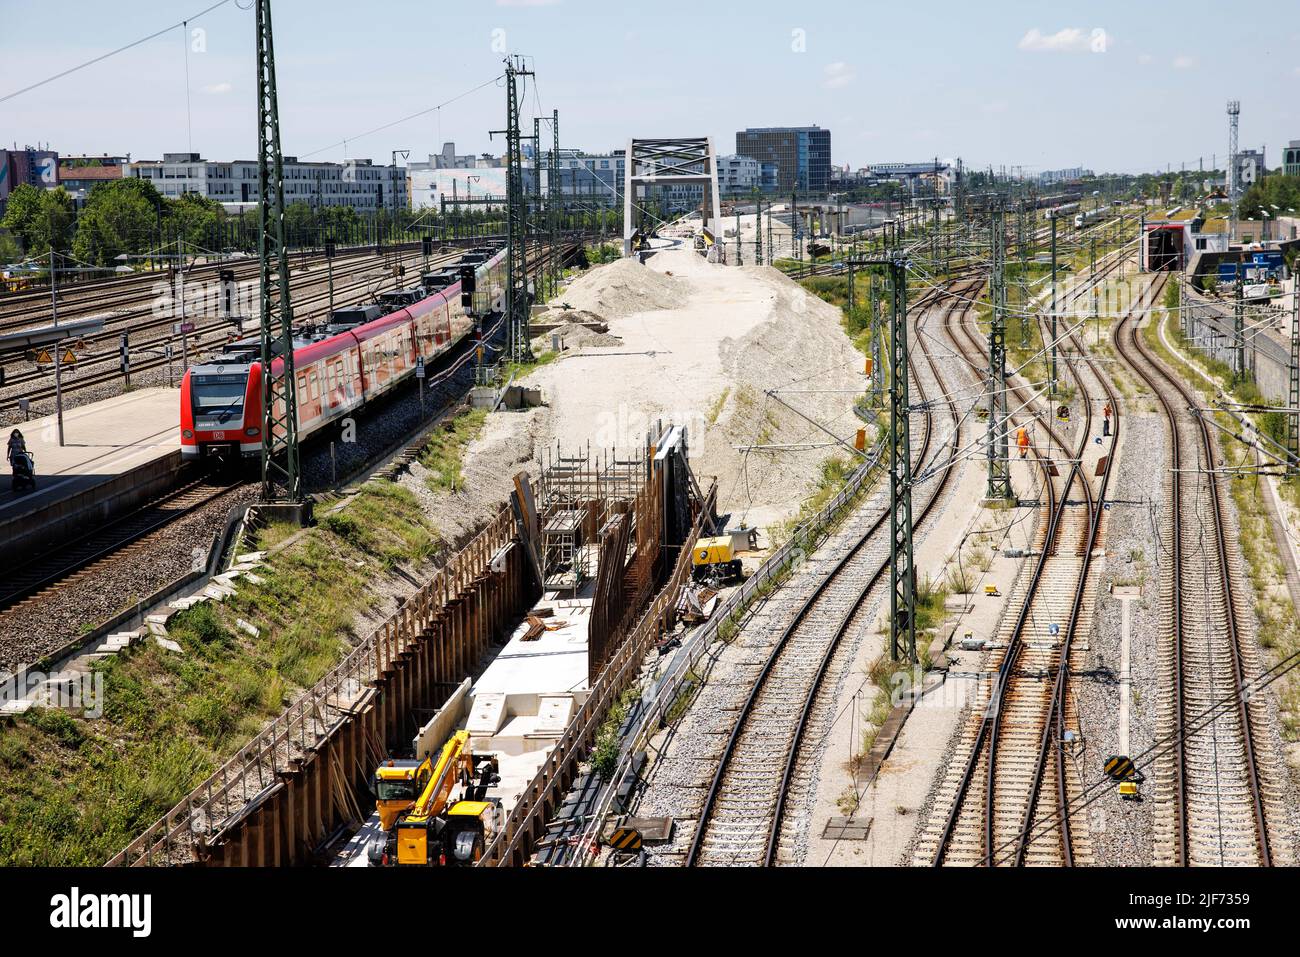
[368,730,500,867]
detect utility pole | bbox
[1289,273,1300,474]
[869,270,882,403]
[1049,212,1058,397]
[491,55,535,362]
[735,208,742,266]
[1227,100,1241,242]
[1234,259,1246,383]
[549,109,560,301]
[255,0,301,503]
[885,257,917,663]
[766,199,773,264]
[1090,236,1099,345]
[987,204,1012,499]
[754,190,762,266]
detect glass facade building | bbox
[735,126,831,193]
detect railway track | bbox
[0,243,512,411]
[1113,274,1289,867]
[912,245,1144,867]
[0,472,245,614]
[683,276,983,866]
[0,252,560,641]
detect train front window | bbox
[192,373,247,425]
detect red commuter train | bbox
[180,246,507,462]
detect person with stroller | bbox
[8,429,34,491]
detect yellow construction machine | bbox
[691,536,744,583]
[369,730,500,867]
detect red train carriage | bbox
[181,246,506,461]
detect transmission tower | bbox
[549,109,560,301]
[255,0,300,503]
[886,258,917,663]
[1227,100,1241,239]
[987,205,1012,499]
[492,56,535,362]
[1290,277,1300,474]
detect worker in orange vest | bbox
[1017,426,1029,459]
[1103,402,1112,437]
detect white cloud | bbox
[1138,53,1153,65]
[981,99,1009,114]
[1018,27,1093,53]
[1172,54,1197,69]
[201,82,232,95]
[823,61,854,89]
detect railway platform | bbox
[0,387,182,571]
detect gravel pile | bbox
[531,322,623,352]
[548,257,687,319]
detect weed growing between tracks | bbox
[1142,307,1300,742]
[855,576,948,760]
[0,480,439,865]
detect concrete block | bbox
[235,618,259,638]
[466,692,508,736]
[1,699,35,717]
[235,551,266,564]
[242,571,264,585]
[152,636,183,654]
[146,620,169,637]
[203,583,234,601]
[534,694,575,734]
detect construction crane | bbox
[369,730,500,867]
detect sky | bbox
[1,0,1297,176]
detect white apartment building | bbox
[128,152,408,212]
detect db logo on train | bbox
[213,432,226,441]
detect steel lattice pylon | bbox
[987,205,1012,499]
[549,109,560,300]
[886,258,917,663]
[255,0,300,503]
[1290,279,1300,473]
[496,56,533,361]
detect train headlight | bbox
[182,429,194,439]
[245,427,260,437]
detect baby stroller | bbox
[10,450,35,492]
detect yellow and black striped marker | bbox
[607,827,642,852]
[1104,755,1135,780]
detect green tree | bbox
[1,183,75,254]
[0,228,22,265]
[71,179,162,265]
[1239,174,1300,221]
[166,192,225,252]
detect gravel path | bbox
[1076,413,1163,865]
